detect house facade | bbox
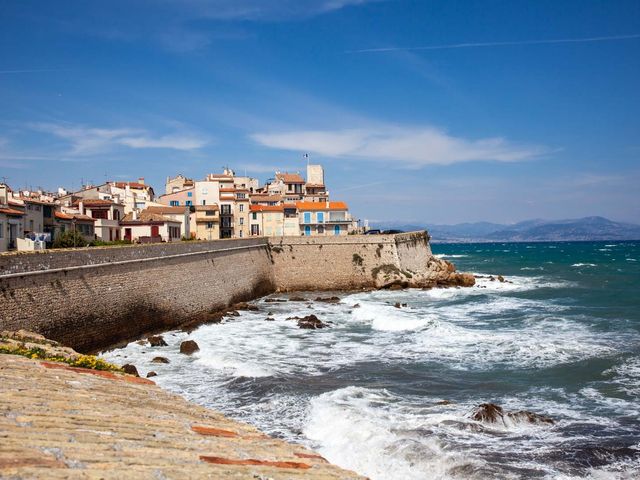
[296,201,352,236]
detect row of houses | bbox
[0,164,357,252]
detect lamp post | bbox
[72,218,77,248]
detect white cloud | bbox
[251,126,547,167]
[28,122,210,154]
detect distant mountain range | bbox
[374,216,640,243]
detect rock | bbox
[435,400,454,406]
[315,296,340,303]
[179,340,199,355]
[388,284,404,291]
[234,302,259,311]
[471,403,554,426]
[507,410,555,425]
[265,298,287,303]
[497,275,505,283]
[147,335,167,347]
[151,356,170,364]
[146,371,157,378]
[489,276,495,281]
[297,314,328,329]
[471,403,504,423]
[122,364,139,377]
[265,317,275,321]
[288,296,306,302]
[394,302,401,308]
[226,310,240,317]
[352,303,361,308]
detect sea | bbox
[102,241,640,479]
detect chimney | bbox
[132,210,138,220]
[138,177,145,185]
[78,200,84,215]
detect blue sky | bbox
[1,0,639,224]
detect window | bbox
[303,212,311,224]
[206,222,214,229]
[251,225,260,235]
[334,225,341,236]
[239,218,244,225]
[187,192,193,197]
[317,212,324,223]
[252,212,257,220]
[202,200,206,206]
[0,222,3,238]
[239,230,243,238]
[205,210,215,216]
[237,193,246,199]
[239,204,244,212]
[318,225,324,234]
[221,204,231,215]
[186,200,192,206]
[304,225,311,236]
[170,200,179,206]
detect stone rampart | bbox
[0,231,471,352]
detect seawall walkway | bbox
[0,353,364,479]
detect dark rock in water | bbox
[388,283,404,291]
[226,310,240,317]
[265,317,275,321]
[315,296,340,303]
[286,316,301,321]
[265,298,287,303]
[179,340,199,355]
[394,302,401,308]
[151,356,170,364]
[497,275,505,283]
[471,403,505,423]
[471,403,555,426]
[147,335,167,347]
[489,276,495,281]
[289,296,306,302]
[507,410,555,425]
[234,302,259,311]
[122,364,139,377]
[297,314,328,329]
[146,371,157,378]
[352,303,361,308]
[435,400,454,406]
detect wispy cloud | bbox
[0,68,72,74]
[346,33,640,53]
[28,122,210,154]
[251,126,548,167]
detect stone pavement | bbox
[0,354,365,479]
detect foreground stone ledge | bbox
[0,354,364,479]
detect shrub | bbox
[52,230,88,249]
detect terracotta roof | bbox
[19,197,55,205]
[250,205,284,213]
[0,207,24,216]
[276,173,305,184]
[121,212,180,224]
[250,194,282,203]
[194,205,219,212]
[296,201,348,211]
[8,199,24,207]
[305,184,326,189]
[282,203,297,209]
[219,188,235,192]
[145,206,187,214]
[73,199,117,207]
[54,211,96,222]
[113,182,149,189]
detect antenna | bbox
[1,176,8,185]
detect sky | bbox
[1,0,639,224]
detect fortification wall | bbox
[0,231,470,352]
[0,238,275,352]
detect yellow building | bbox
[193,204,219,240]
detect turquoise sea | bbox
[104,241,640,479]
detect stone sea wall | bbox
[0,232,472,352]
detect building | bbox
[304,164,329,202]
[249,204,299,237]
[157,187,195,208]
[193,204,219,240]
[120,211,181,243]
[144,205,191,239]
[75,199,125,242]
[267,172,306,203]
[54,211,97,243]
[296,201,352,236]
[165,174,194,195]
[109,179,155,213]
